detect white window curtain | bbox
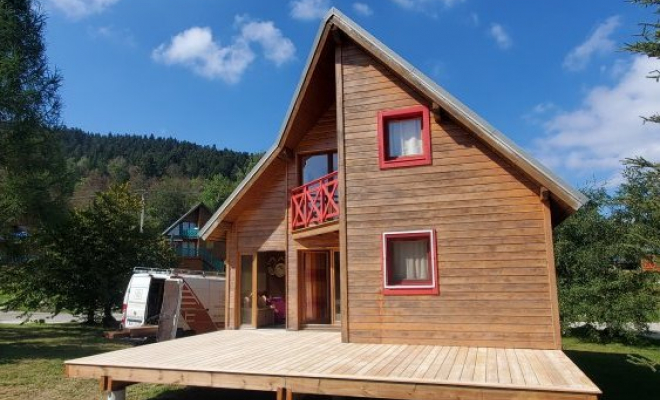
[387,118,422,158]
[391,239,429,282]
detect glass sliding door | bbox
[240,254,254,326]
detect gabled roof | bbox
[199,8,587,240]
[162,202,210,236]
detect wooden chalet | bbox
[66,9,600,400]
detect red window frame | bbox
[377,105,432,169]
[381,230,439,296]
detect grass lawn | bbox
[563,337,660,400]
[1,323,659,400]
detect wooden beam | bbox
[99,376,132,391]
[541,190,562,350]
[251,252,258,328]
[70,365,286,391]
[335,37,350,343]
[279,147,294,161]
[291,221,339,240]
[431,102,442,123]
[331,25,342,44]
[285,377,596,400]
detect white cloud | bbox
[391,0,465,9]
[290,0,330,21]
[152,18,295,84]
[46,0,120,19]
[241,20,296,66]
[489,23,512,49]
[533,56,660,183]
[470,12,479,27]
[563,16,620,72]
[353,2,373,16]
[91,25,136,47]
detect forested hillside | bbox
[57,127,260,230]
[58,127,251,179]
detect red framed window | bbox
[382,230,438,295]
[377,105,432,169]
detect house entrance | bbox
[300,250,340,327]
[239,251,286,328]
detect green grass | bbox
[0,323,178,400]
[1,323,660,400]
[563,336,660,400]
[0,323,279,400]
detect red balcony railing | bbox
[291,171,339,230]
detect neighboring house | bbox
[162,203,225,272]
[66,10,600,400]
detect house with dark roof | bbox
[162,203,224,272]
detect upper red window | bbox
[382,230,438,296]
[377,105,432,169]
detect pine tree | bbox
[625,0,660,123]
[0,0,72,233]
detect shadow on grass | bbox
[0,323,125,364]
[145,388,276,400]
[566,350,660,400]
[144,388,348,400]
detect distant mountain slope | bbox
[57,127,252,180]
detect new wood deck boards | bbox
[65,330,600,397]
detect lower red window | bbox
[382,230,438,295]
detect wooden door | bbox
[301,251,331,324]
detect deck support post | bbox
[99,377,130,400]
[277,387,293,400]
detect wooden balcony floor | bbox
[65,330,600,400]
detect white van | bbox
[120,268,225,338]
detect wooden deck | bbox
[65,330,600,400]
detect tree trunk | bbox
[102,304,117,328]
[86,308,95,324]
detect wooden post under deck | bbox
[99,376,131,400]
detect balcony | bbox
[291,171,339,231]
[180,228,199,239]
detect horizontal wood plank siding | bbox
[342,43,555,349]
[236,158,287,254]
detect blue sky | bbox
[41,0,660,188]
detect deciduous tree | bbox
[0,185,176,324]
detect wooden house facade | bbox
[66,10,599,400]
[199,11,583,352]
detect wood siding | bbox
[340,43,558,349]
[287,105,337,330]
[224,159,288,329]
